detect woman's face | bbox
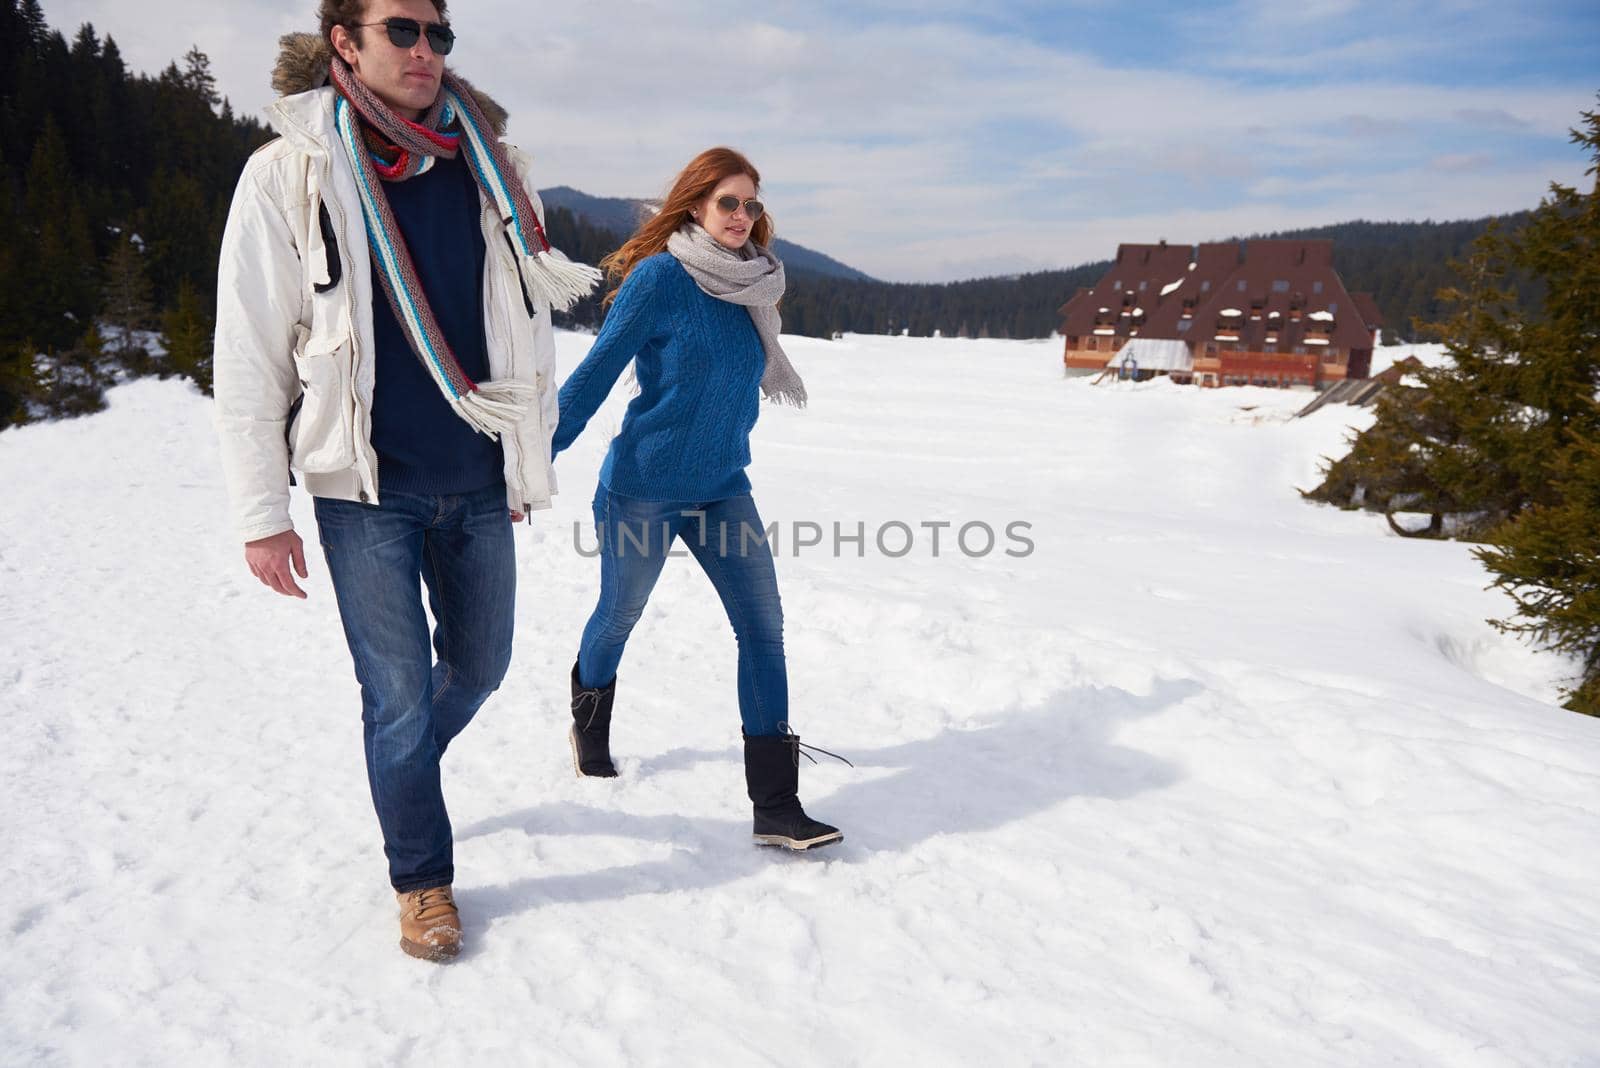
[694,173,761,251]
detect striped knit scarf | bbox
[329,57,600,437]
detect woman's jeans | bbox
[314,485,515,893]
[578,489,788,737]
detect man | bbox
[213,0,596,962]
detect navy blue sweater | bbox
[552,254,765,502]
[368,152,504,496]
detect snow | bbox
[1370,342,1451,378]
[1159,277,1185,297]
[2,331,1598,1066]
[1309,311,1336,322]
[1220,308,1243,316]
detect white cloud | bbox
[43,0,1597,281]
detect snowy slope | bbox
[2,334,1598,1067]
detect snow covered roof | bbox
[1220,308,1243,316]
[1308,310,1335,322]
[1110,338,1193,372]
[1158,277,1185,297]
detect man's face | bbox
[332,0,448,120]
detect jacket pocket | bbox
[288,329,357,474]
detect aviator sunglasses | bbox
[713,195,765,220]
[352,17,456,55]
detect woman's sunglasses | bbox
[353,17,456,56]
[714,195,765,221]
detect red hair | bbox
[601,147,774,305]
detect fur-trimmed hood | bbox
[270,32,509,137]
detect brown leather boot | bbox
[396,885,462,962]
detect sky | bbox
[45,0,1600,282]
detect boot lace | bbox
[573,685,605,730]
[778,722,854,768]
[410,886,455,919]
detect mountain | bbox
[537,185,877,282]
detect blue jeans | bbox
[314,485,515,892]
[578,489,788,736]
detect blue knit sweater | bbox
[552,253,766,502]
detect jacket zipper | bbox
[320,174,377,504]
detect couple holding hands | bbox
[214,0,842,963]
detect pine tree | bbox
[180,46,219,108]
[1477,434,1600,715]
[0,339,40,427]
[34,325,109,418]
[1472,101,1600,715]
[101,232,155,369]
[1309,99,1600,539]
[162,279,213,394]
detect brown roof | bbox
[1351,291,1383,330]
[1189,240,1376,352]
[1060,238,1381,355]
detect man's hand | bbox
[510,510,525,523]
[245,529,310,599]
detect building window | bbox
[1200,281,1211,292]
[1177,320,1192,332]
[1272,280,1289,293]
[1139,281,1147,291]
[1328,301,1338,314]
[1313,281,1324,294]
[1112,280,1121,291]
[1238,280,1247,292]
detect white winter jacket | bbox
[213,87,560,543]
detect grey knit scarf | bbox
[666,224,807,408]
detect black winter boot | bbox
[569,660,619,778]
[743,730,845,851]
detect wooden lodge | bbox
[1058,240,1381,388]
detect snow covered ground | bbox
[3,334,1598,1067]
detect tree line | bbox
[553,215,1537,344]
[0,0,271,425]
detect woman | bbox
[551,147,845,851]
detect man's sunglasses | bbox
[352,17,456,56]
[714,195,765,221]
